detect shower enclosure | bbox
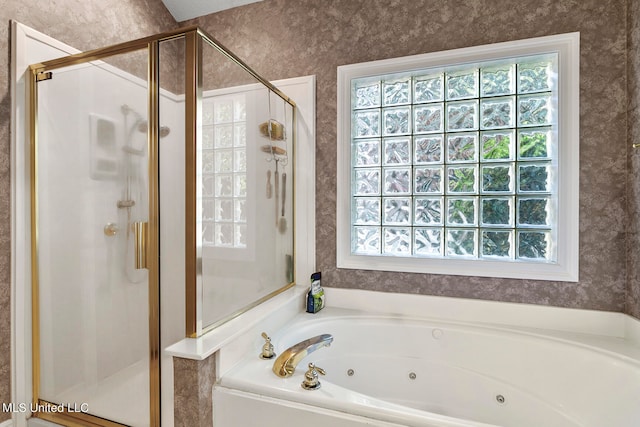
[28,27,295,426]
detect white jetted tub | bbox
[213,293,640,427]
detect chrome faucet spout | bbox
[272,334,333,377]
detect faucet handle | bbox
[259,332,276,359]
[301,362,325,390]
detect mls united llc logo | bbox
[2,402,89,413]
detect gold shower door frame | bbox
[28,29,168,427]
[28,26,296,426]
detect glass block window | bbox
[350,55,556,261]
[201,95,247,248]
[338,33,579,281]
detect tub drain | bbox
[496,395,506,404]
[347,369,355,376]
[409,372,417,380]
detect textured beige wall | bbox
[0,0,176,420]
[187,0,630,312]
[173,356,216,427]
[628,0,640,319]
[0,0,637,423]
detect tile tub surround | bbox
[216,295,640,427]
[170,286,640,426]
[186,0,635,314]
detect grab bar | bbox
[134,221,148,269]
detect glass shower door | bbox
[32,48,155,427]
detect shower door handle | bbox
[134,221,148,270]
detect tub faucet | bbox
[272,334,333,377]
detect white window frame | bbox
[337,33,579,282]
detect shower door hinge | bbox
[36,71,52,82]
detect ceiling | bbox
[161,0,264,21]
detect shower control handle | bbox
[104,223,119,236]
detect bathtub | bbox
[213,297,640,427]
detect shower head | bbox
[136,120,171,138]
[123,105,170,137]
